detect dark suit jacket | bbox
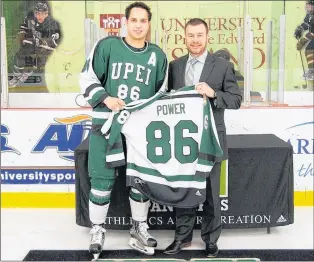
[168,53,242,160]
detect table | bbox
[75,134,294,231]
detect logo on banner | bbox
[100,14,126,36]
[286,121,313,177]
[1,124,21,155]
[276,215,287,223]
[286,121,314,155]
[32,115,92,161]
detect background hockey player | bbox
[9,1,62,88]
[213,48,262,101]
[78,2,167,259]
[294,0,314,81]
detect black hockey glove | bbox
[294,26,304,39]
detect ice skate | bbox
[8,70,33,88]
[89,224,106,260]
[129,220,157,255]
[8,75,21,88]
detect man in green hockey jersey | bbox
[78,2,167,259]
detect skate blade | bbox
[91,253,100,261]
[8,81,19,88]
[128,237,154,255]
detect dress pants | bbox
[174,162,222,244]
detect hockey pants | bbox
[305,41,314,70]
[88,125,150,225]
[14,43,51,73]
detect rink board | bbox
[1,108,313,207]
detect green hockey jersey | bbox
[79,36,167,126]
[103,87,223,208]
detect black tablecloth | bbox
[75,134,294,229]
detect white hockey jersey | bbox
[103,87,223,208]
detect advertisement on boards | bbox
[1,109,312,193]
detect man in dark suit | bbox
[164,18,242,257]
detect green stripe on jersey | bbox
[127,163,205,182]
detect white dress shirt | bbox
[185,50,208,85]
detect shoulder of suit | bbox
[170,55,188,66]
[211,54,232,69]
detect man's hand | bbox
[195,82,216,98]
[103,96,125,111]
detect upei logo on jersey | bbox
[1,124,21,155]
[100,14,126,36]
[204,115,208,130]
[32,115,92,162]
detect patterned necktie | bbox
[185,58,198,86]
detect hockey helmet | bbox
[34,2,49,12]
[306,0,314,14]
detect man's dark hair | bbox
[185,18,208,33]
[125,2,152,21]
